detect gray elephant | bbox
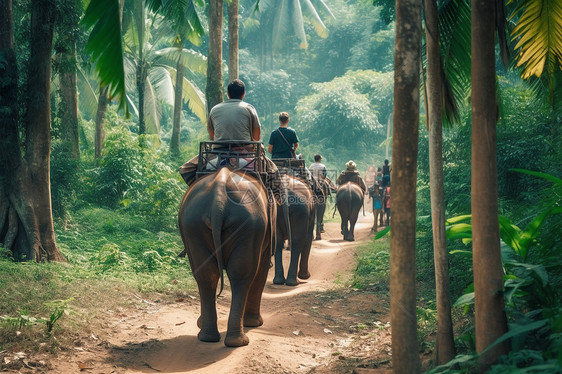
[313,177,336,240]
[178,167,276,347]
[336,181,364,241]
[273,173,315,286]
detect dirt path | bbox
[48,212,392,374]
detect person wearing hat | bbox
[336,160,367,193]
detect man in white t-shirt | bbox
[309,154,327,180]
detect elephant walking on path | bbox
[336,182,364,241]
[178,168,276,347]
[273,173,315,286]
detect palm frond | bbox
[301,0,329,39]
[290,0,309,49]
[143,77,161,135]
[154,47,207,74]
[149,66,175,106]
[77,66,99,120]
[81,0,127,112]
[509,0,562,79]
[167,67,207,124]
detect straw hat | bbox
[346,160,357,171]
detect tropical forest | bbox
[0,0,561,373]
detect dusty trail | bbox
[48,211,392,374]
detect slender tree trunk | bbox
[207,0,224,112]
[57,44,80,159]
[137,64,146,136]
[471,0,508,370]
[95,86,109,159]
[391,0,422,372]
[425,0,456,364]
[0,0,65,262]
[55,0,81,159]
[170,50,184,156]
[227,0,239,81]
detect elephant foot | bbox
[285,277,299,286]
[314,235,321,240]
[298,270,310,280]
[273,274,286,285]
[224,331,249,347]
[244,313,263,327]
[345,236,355,241]
[198,329,221,343]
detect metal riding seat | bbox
[196,141,267,181]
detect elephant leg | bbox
[192,262,221,343]
[285,242,301,286]
[298,216,314,280]
[224,277,252,347]
[273,236,286,285]
[347,211,359,241]
[315,202,326,240]
[244,247,270,327]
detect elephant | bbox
[178,167,276,347]
[273,173,315,286]
[313,177,336,240]
[336,181,364,241]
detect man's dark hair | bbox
[227,79,245,99]
[314,154,322,162]
[279,112,289,123]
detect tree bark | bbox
[227,0,239,81]
[424,0,456,364]
[57,44,80,159]
[55,0,80,160]
[95,86,109,159]
[471,0,508,370]
[0,0,65,262]
[390,0,422,372]
[170,49,184,156]
[206,0,224,112]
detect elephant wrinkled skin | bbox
[336,182,364,241]
[273,174,315,286]
[178,168,275,347]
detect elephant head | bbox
[178,167,276,347]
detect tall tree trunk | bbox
[137,64,146,136]
[55,0,81,159]
[0,0,65,262]
[56,44,80,159]
[471,0,508,370]
[425,0,456,364]
[95,86,109,159]
[227,0,239,81]
[170,49,184,156]
[207,0,224,112]
[391,0,422,372]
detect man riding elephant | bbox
[336,160,366,241]
[179,79,278,188]
[336,160,367,193]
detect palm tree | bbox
[471,0,509,369]
[251,0,335,51]
[228,0,240,81]
[207,0,224,112]
[391,0,423,372]
[424,0,456,364]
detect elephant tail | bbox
[211,183,227,298]
[282,183,292,254]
